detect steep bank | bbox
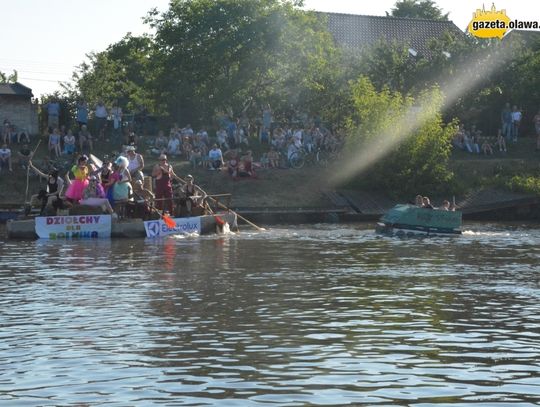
[1,137,539,211]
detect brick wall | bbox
[0,95,39,136]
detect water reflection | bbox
[1,223,539,405]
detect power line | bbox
[19,77,74,83]
[0,68,73,76]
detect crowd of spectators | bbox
[452,102,540,156]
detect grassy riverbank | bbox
[1,134,538,209]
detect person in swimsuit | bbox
[152,153,181,214]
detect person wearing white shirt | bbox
[167,135,181,157]
[208,144,224,170]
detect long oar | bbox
[24,140,42,204]
[209,196,265,231]
[172,172,264,231]
[145,197,176,228]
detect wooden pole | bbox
[172,171,265,231]
[24,140,42,204]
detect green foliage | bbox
[387,0,449,20]
[506,176,540,196]
[65,0,339,126]
[343,76,456,196]
[0,70,18,83]
[144,0,339,124]
[38,92,77,131]
[50,0,540,199]
[65,34,158,115]
[352,41,416,93]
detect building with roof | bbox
[319,12,464,58]
[0,82,39,136]
[503,29,540,47]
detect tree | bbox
[144,0,339,125]
[351,40,418,94]
[339,76,456,196]
[66,34,158,115]
[387,0,449,21]
[0,70,18,83]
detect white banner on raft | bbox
[35,215,112,239]
[144,217,201,238]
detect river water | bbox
[1,223,540,406]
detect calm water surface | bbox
[1,223,540,406]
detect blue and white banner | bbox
[144,216,201,238]
[35,215,112,239]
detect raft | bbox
[376,204,462,237]
[6,212,237,240]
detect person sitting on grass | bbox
[496,129,507,153]
[182,136,193,161]
[238,150,255,177]
[189,147,202,168]
[209,144,224,170]
[287,140,300,166]
[227,151,239,178]
[452,125,465,150]
[167,133,181,157]
[63,129,76,155]
[260,152,270,169]
[481,137,493,155]
[267,147,280,168]
[216,128,229,150]
[151,130,168,156]
[126,130,139,147]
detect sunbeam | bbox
[328,42,515,187]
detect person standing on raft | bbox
[65,155,90,203]
[152,154,182,215]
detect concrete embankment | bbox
[234,187,540,226]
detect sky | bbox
[1,0,538,98]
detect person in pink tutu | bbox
[65,155,90,203]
